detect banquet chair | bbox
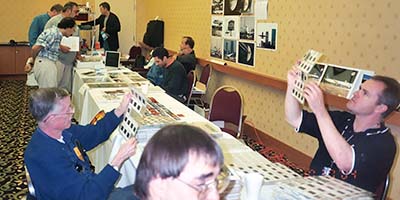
[375,175,390,200]
[208,86,244,138]
[25,165,37,200]
[185,70,196,106]
[190,64,212,107]
[192,64,212,96]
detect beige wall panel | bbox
[0,0,92,42]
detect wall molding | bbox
[197,58,400,127]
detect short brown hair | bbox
[372,75,400,118]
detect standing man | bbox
[152,47,188,103]
[45,1,80,92]
[25,17,75,88]
[134,124,224,200]
[176,36,197,74]
[28,4,63,47]
[25,88,138,200]
[82,2,121,51]
[285,68,400,193]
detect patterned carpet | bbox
[0,80,37,199]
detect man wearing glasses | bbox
[25,88,138,200]
[134,125,226,200]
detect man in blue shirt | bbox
[28,4,63,47]
[25,88,138,200]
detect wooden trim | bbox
[0,75,27,80]
[197,58,400,126]
[198,59,287,91]
[242,122,312,170]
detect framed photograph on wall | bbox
[255,0,268,20]
[223,39,237,62]
[224,0,241,15]
[212,0,224,14]
[211,16,224,37]
[256,22,277,51]
[240,16,255,40]
[238,42,254,66]
[210,37,223,59]
[240,0,254,14]
[223,16,240,39]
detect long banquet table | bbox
[71,66,374,199]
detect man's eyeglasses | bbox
[48,105,75,117]
[177,178,218,196]
[176,171,230,197]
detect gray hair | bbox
[29,88,69,122]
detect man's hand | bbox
[287,67,299,90]
[24,57,34,73]
[76,53,83,61]
[304,82,353,172]
[24,63,32,73]
[60,44,70,53]
[110,138,137,170]
[303,82,327,115]
[114,92,133,117]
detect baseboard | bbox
[0,75,27,80]
[242,122,312,170]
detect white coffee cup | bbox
[141,82,149,94]
[243,172,263,200]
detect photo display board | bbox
[211,0,271,67]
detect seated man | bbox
[152,47,188,102]
[24,88,137,200]
[134,124,224,200]
[146,56,165,86]
[176,36,197,74]
[285,70,400,193]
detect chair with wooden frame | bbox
[191,64,212,102]
[185,70,196,106]
[208,85,244,138]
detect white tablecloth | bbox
[71,66,373,199]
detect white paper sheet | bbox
[255,0,268,20]
[61,36,80,52]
